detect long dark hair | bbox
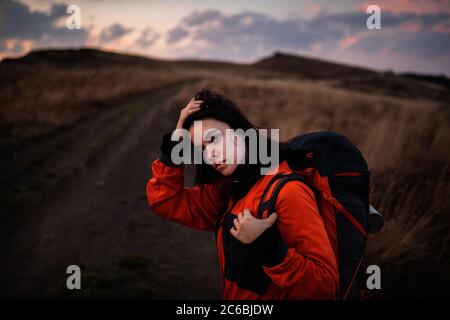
[182,88,290,203]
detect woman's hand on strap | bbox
[230,208,278,244]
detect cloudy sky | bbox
[1,0,449,75]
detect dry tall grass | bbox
[0,64,185,146]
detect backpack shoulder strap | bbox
[257,173,318,219]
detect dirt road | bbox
[0,81,221,299]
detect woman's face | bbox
[189,118,245,176]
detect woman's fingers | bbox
[188,100,202,108]
[243,209,252,218]
[176,99,202,130]
[230,226,238,238]
[233,218,240,231]
[264,212,278,226]
[183,99,201,113]
[230,210,277,244]
[184,102,201,114]
[181,101,201,120]
[237,209,253,224]
[187,106,200,115]
[230,225,247,243]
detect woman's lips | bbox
[214,163,226,171]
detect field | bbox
[0,48,448,298]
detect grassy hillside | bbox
[0,48,448,298]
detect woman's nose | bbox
[206,145,220,163]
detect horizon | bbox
[4,46,450,79]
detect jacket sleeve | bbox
[146,158,224,231]
[261,181,339,299]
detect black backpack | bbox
[257,131,384,299]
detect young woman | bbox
[146,89,338,299]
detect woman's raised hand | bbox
[176,97,203,130]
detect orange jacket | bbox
[146,158,339,299]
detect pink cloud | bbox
[398,21,422,32]
[433,21,450,33]
[340,36,359,48]
[359,0,450,14]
